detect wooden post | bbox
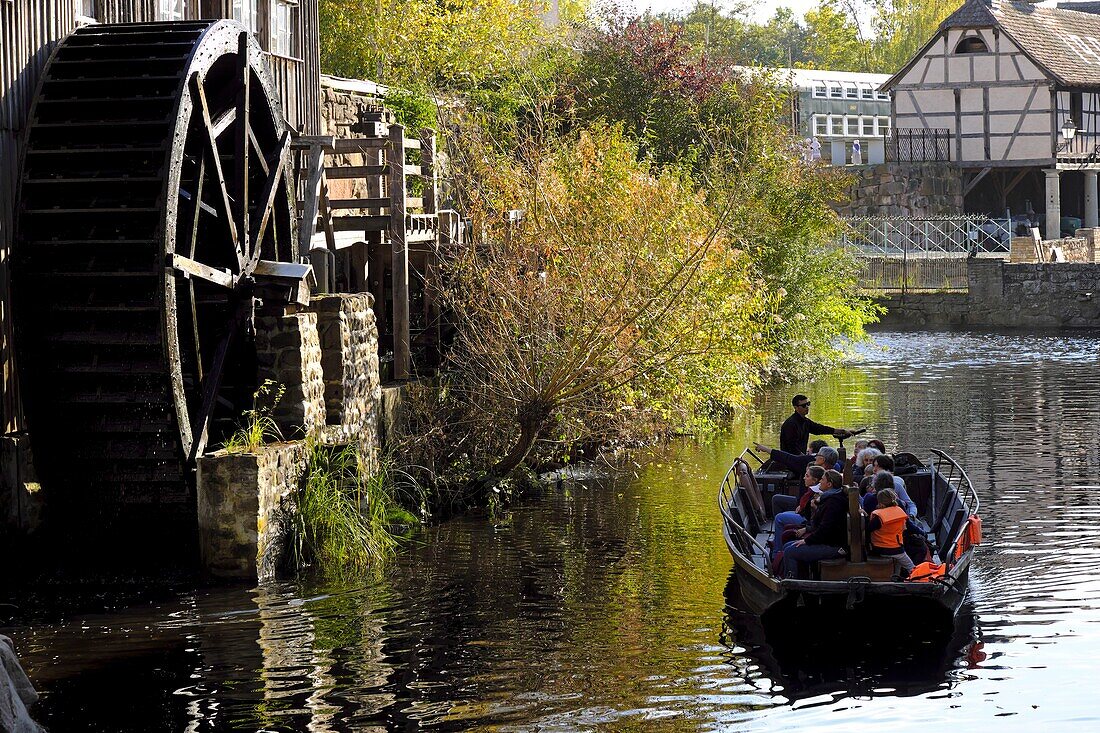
[420,128,439,215]
[848,486,865,563]
[387,123,410,381]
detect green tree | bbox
[870,0,956,73]
[802,0,871,71]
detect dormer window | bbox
[955,35,989,54]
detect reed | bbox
[293,442,422,577]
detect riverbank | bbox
[875,259,1100,328]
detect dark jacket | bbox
[780,412,837,455]
[767,448,815,479]
[803,489,848,547]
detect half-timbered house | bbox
[883,0,1100,239]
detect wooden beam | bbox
[188,304,246,463]
[963,167,992,196]
[324,165,386,179]
[421,127,438,216]
[191,72,241,268]
[169,253,235,289]
[1003,168,1030,197]
[388,123,411,381]
[248,131,291,268]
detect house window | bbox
[814,115,828,136]
[860,116,875,136]
[829,116,843,136]
[860,85,874,100]
[232,0,259,34]
[270,0,298,56]
[845,84,858,100]
[843,115,858,135]
[829,83,843,99]
[158,0,186,20]
[955,35,989,54]
[813,82,827,99]
[876,116,892,136]
[875,90,890,101]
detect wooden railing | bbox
[294,119,452,381]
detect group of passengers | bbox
[751,394,919,579]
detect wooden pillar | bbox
[387,123,410,381]
[420,128,439,215]
[1085,170,1099,229]
[1045,168,1061,241]
[848,486,865,564]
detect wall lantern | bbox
[1061,117,1078,143]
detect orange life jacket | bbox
[954,515,983,559]
[909,561,945,582]
[870,505,907,549]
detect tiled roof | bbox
[996,1,1100,86]
[922,0,1100,87]
[940,0,998,29]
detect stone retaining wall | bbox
[197,292,385,580]
[876,259,1100,328]
[310,293,382,469]
[197,441,308,581]
[837,162,963,218]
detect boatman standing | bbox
[780,394,855,454]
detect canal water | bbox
[5,329,1100,731]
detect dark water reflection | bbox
[6,329,1100,730]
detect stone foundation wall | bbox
[197,441,308,580]
[309,293,382,468]
[838,163,963,218]
[876,258,1100,328]
[197,293,384,579]
[255,312,326,440]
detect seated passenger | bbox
[868,439,887,453]
[808,439,828,455]
[853,446,881,483]
[870,454,918,517]
[753,443,839,478]
[780,469,848,578]
[771,465,825,538]
[862,469,896,513]
[867,488,916,577]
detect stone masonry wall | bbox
[876,259,1100,328]
[837,163,963,218]
[197,293,384,580]
[309,293,382,469]
[197,442,307,580]
[255,312,326,441]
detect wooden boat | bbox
[718,447,980,618]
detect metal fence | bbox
[842,215,1011,292]
[885,128,951,162]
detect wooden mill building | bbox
[883,0,1100,239]
[1,1,320,436]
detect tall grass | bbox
[293,442,422,577]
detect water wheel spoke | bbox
[169,253,236,289]
[246,132,291,272]
[235,32,250,265]
[187,157,206,383]
[188,302,248,463]
[191,71,243,271]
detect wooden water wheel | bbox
[13,20,308,527]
